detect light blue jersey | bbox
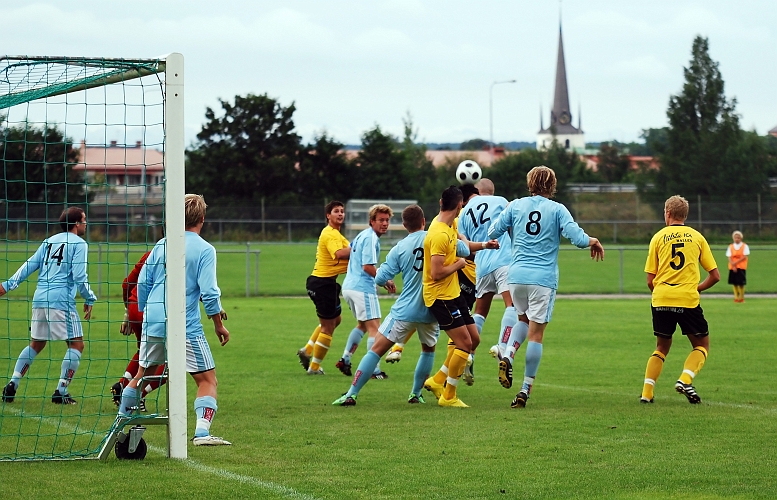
[375,233,472,324]
[488,195,589,289]
[458,194,512,280]
[2,232,96,313]
[342,227,380,294]
[138,232,223,339]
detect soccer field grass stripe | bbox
[4,408,321,499]
[538,382,777,414]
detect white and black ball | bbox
[456,160,482,185]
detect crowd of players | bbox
[0,165,721,451]
[298,165,720,408]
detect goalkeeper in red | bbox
[641,195,719,404]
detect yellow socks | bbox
[305,325,322,356]
[432,340,456,385]
[309,332,332,371]
[442,348,469,400]
[679,346,707,385]
[642,351,666,401]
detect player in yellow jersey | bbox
[422,186,499,407]
[297,201,351,374]
[641,195,719,404]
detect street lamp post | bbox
[489,79,517,159]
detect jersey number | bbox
[670,243,685,270]
[412,247,424,272]
[525,211,542,235]
[465,203,490,229]
[45,243,65,266]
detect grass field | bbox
[2,297,776,498]
[3,242,777,298]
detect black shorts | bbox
[651,306,709,338]
[457,270,476,312]
[306,275,342,320]
[728,269,746,286]
[429,296,475,331]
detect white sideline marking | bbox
[3,407,321,500]
[537,382,777,414]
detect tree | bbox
[186,94,301,205]
[643,36,770,203]
[596,143,631,183]
[460,138,489,151]
[352,126,415,199]
[0,120,87,211]
[297,133,355,204]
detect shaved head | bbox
[475,178,494,195]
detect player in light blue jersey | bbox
[1,207,96,405]
[457,178,525,371]
[488,166,604,408]
[117,194,231,446]
[333,205,481,406]
[337,204,393,379]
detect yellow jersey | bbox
[452,215,476,284]
[645,224,717,308]
[423,218,460,306]
[311,225,350,278]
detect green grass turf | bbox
[3,242,777,297]
[2,297,776,498]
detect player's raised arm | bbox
[487,206,513,240]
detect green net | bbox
[1,56,167,460]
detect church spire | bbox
[550,23,575,131]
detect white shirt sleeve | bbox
[743,244,750,256]
[725,246,732,257]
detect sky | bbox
[2,1,776,147]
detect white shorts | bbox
[379,314,440,347]
[186,335,216,373]
[509,284,556,324]
[30,308,83,341]
[475,266,510,298]
[139,334,166,368]
[342,289,381,322]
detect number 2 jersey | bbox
[1,232,97,313]
[645,224,717,308]
[488,195,590,290]
[458,194,512,281]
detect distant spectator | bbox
[726,231,750,303]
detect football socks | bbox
[642,350,666,401]
[343,327,364,364]
[309,332,333,371]
[524,341,543,379]
[194,396,218,438]
[443,348,469,400]
[412,351,435,397]
[56,348,81,394]
[504,320,529,361]
[679,346,707,385]
[347,351,380,398]
[473,313,486,334]
[10,345,37,388]
[499,307,518,351]
[118,386,138,417]
[431,341,456,385]
[305,325,321,356]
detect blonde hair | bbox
[368,204,394,221]
[185,194,207,228]
[664,195,689,221]
[732,230,743,239]
[527,166,557,196]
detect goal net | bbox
[0,55,187,460]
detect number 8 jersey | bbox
[488,195,590,290]
[645,224,717,308]
[2,232,97,313]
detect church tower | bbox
[537,23,585,151]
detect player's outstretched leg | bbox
[512,341,542,409]
[641,351,665,403]
[333,351,381,406]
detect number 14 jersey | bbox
[645,224,717,308]
[488,195,590,290]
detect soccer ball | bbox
[456,160,482,185]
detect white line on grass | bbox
[537,382,777,413]
[4,407,321,500]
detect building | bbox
[537,24,585,152]
[73,140,164,204]
[769,125,777,138]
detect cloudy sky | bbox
[3,1,775,147]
